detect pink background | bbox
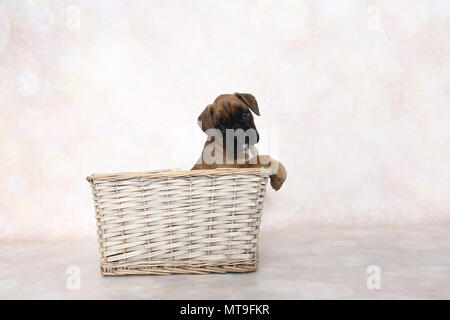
[1,0,449,240]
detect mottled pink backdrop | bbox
[1,0,449,240]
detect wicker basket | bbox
[86,168,271,275]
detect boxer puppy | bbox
[192,93,287,190]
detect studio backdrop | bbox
[1,0,449,240]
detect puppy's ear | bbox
[197,104,214,132]
[234,92,260,116]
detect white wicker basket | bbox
[87,168,271,275]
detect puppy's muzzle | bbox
[220,126,259,152]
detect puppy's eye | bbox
[216,119,226,131]
[242,110,251,119]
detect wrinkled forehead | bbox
[212,94,248,117]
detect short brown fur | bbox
[192,93,287,190]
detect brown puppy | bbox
[192,93,287,190]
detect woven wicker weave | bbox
[87,168,271,275]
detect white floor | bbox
[1,225,449,299]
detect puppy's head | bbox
[198,93,260,152]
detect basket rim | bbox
[86,167,272,182]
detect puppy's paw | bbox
[270,175,285,191]
[269,162,287,191]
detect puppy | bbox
[192,93,286,190]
